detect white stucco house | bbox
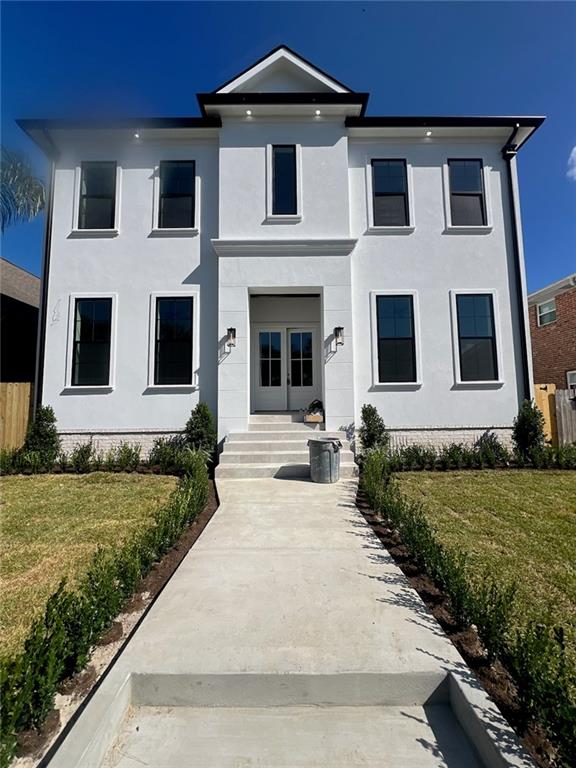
[20,46,544,472]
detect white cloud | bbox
[567,146,576,180]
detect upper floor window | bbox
[456,293,498,382]
[79,162,117,230]
[448,160,486,227]
[159,161,195,229]
[376,295,417,383]
[154,297,194,385]
[272,145,297,215]
[72,297,112,386]
[372,160,409,227]
[537,298,556,326]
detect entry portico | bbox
[214,239,357,437]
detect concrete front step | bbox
[248,422,324,432]
[228,430,348,442]
[220,450,355,465]
[215,462,359,479]
[250,413,305,424]
[224,440,351,453]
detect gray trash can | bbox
[308,438,342,483]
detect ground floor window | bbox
[72,297,112,386]
[455,293,498,382]
[376,295,417,383]
[154,297,194,385]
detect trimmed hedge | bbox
[362,449,576,767]
[376,441,576,473]
[0,454,209,768]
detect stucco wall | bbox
[41,123,528,445]
[349,139,526,432]
[42,138,219,433]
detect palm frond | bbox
[1,146,46,232]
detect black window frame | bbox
[455,293,499,383]
[158,160,196,229]
[448,158,487,227]
[78,161,117,230]
[271,144,298,216]
[375,294,417,384]
[71,297,113,387]
[154,296,194,386]
[371,159,410,227]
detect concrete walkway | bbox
[49,478,534,767]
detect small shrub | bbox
[23,405,60,469]
[358,404,390,452]
[475,430,510,467]
[555,443,576,470]
[57,450,68,472]
[69,441,94,473]
[184,403,217,455]
[19,450,44,474]
[0,448,20,475]
[103,446,117,472]
[512,400,546,460]
[116,442,141,472]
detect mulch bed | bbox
[16,480,219,762]
[355,487,557,768]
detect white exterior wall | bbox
[41,119,527,448]
[42,138,219,445]
[349,139,525,434]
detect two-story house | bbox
[19,46,543,468]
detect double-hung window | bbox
[72,298,112,386]
[537,299,556,326]
[455,294,498,382]
[78,162,117,230]
[448,160,487,226]
[158,161,195,229]
[154,297,194,385]
[272,145,297,215]
[372,160,409,227]
[376,295,417,383]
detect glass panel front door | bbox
[287,328,319,410]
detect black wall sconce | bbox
[226,327,236,348]
[334,326,344,346]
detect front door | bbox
[252,328,287,411]
[287,328,320,410]
[251,326,321,412]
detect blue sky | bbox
[1,1,574,290]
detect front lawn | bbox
[0,472,178,659]
[397,470,576,629]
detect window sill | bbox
[452,380,504,390]
[68,229,119,239]
[444,225,493,235]
[144,384,197,393]
[264,214,302,224]
[371,381,422,391]
[365,226,415,236]
[61,386,114,394]
[149,228,199,238]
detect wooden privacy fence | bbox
[0,382,34,450]
[555,389,576,446]
[535,384,576,446]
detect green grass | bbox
[0,472,178,659]
[397,470,576,629]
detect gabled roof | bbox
[213,45,352,94]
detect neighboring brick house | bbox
[528,274,576,390]
[0,258,40,382]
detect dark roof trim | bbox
[211,44,354,94]
[18,116,221,131]
[17,117,222,157]
[198,92,369,115]
[346,115,545,129]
